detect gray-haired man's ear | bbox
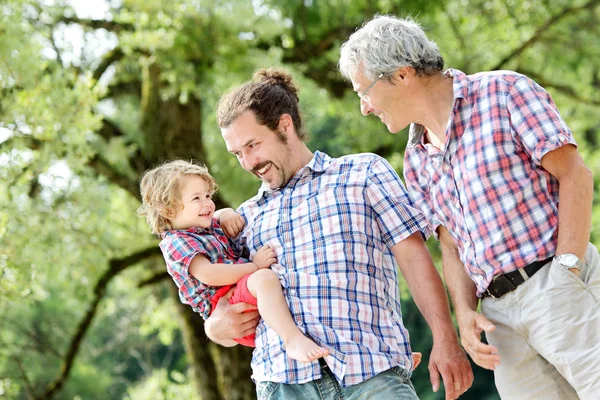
[393,66,414,84]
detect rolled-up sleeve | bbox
[507,76,576,166]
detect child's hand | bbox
[219,209,245,238]
[412,352,422,371]
[252,245,277,269]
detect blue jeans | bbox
[256,363,418,400]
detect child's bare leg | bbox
[246,269,328,363]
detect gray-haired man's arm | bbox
[392,231,473,400]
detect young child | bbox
[138,159,328,363]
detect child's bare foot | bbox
[285,334,329,363]
[412,352,422,370]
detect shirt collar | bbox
[408,68,469,148]
[449,68,469,100]
[306,150,331,172]
[256,151,331,198]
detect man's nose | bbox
[360,97,372,116]
[242,154,259,172]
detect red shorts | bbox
[209,273,258,347]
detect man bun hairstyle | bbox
[254,69,300,102]
[216,68,308,142]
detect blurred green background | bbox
[1,0,599,398]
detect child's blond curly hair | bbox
[138,160,218,235]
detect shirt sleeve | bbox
[365,156,430,248]
[211,218,248,260]
[403,171,441,240]
[507,75,576,166]
[159,232,211,279]
[231,206,252,259]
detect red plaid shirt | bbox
[404,69,576,296]
[159,218,248,319]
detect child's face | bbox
[170,174,215,230]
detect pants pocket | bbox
[256,381,280,400]
[552,258,587,288]
[580,243,600,286]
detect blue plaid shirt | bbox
[236,151,428,387]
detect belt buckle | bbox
[484,275,501,299]
[486,273,516,299]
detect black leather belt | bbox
[483,257,553,299]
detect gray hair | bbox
[339,15,444,80]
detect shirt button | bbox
[289,289,296,295]
[295,318,302,326]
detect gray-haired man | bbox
[339,14,600,399]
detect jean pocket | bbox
[256,381,280,400]
[390,366,412,384]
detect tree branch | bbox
[491,0,600,70]
[39,246,161,400]
[516,68,600,106]
[138,271,170,288]
[0,136,44,199]
[87,154,140,199]
[257,24,358,97]
[48,27,65,67]
[93,47,125,83]
[0,134,43,153]
[1,122,142,199]
[15,358,35,400]
[284,25,356,63]
[97,117,126,143]
[86,118,143,199]
[102,80,143,100]
[15,317,63,359]
[59,17,134,33]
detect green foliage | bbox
[124,369,196,400]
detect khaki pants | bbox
[481,243,600,400]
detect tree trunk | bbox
[139,69,255,397]
[170,286,255,399]
[171,284,222,400]
[212,343,255,399]
[140,63,207,167]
